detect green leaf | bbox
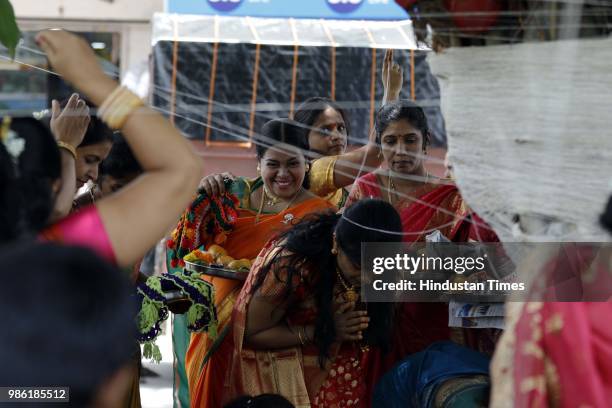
[0,0,21,59]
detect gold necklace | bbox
[335,266,369,351]
[255,186,303,224]
[336,267,359,303]
[263,186,282,206]
[387,171,430,204]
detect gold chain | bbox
[336,267,359,303]
[263,185,282,206]
[255,186,303,224]
[387,170,430,204]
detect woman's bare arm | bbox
[244,297,312,349]
[37,30,203,267]
[332,50,403,188]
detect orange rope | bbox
[369,48,377,133]
[410,49,415,101]
[248,43,261,140]
[205,41,219,144]
[289,18,300,117]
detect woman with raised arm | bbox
[342,100,499,404]
[176,119,335,407]
[0,30,202,268]
[293,49,404,209]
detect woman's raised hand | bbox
[50,93,90,148]
[333,302,369,342]
[199,172,235,197]
[382,49,403,104]
[35,30,116,107]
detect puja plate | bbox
[184,260,248,282]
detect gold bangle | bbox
[97,86,144,130]
[108,93,143,129]
[97,86,124,119]
[57,141,77,160]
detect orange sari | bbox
[185,187,333,408]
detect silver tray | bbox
[184,260,248,281]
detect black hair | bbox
[255,118,309,159]
[57,98,114,148]
[255,118,310,189]
[375,99,431,148]
[0,241,136,407]
[250,199,402,366]
[80,116,114,148]
[99,133,142,179]
[224,394,295,408]
[293,97,351,148]
[0,117,61,242]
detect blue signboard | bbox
[165,0,409,21]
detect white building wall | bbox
[14,0,164,78]
[13,0,163,22]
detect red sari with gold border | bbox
[345,172,499,404]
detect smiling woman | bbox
[182,118,335,408]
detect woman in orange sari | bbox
[224,199,403,407]
[177,119,334,407]
[344,100,498,402]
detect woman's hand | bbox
[382,49,403,104]
[333,302,369,342]
[199,172,235,197]
[35,30,116,106]
[50,93,90,148]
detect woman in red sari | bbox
[344,100,495,244]
[344,100,498,402]
[224,199,403,407]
